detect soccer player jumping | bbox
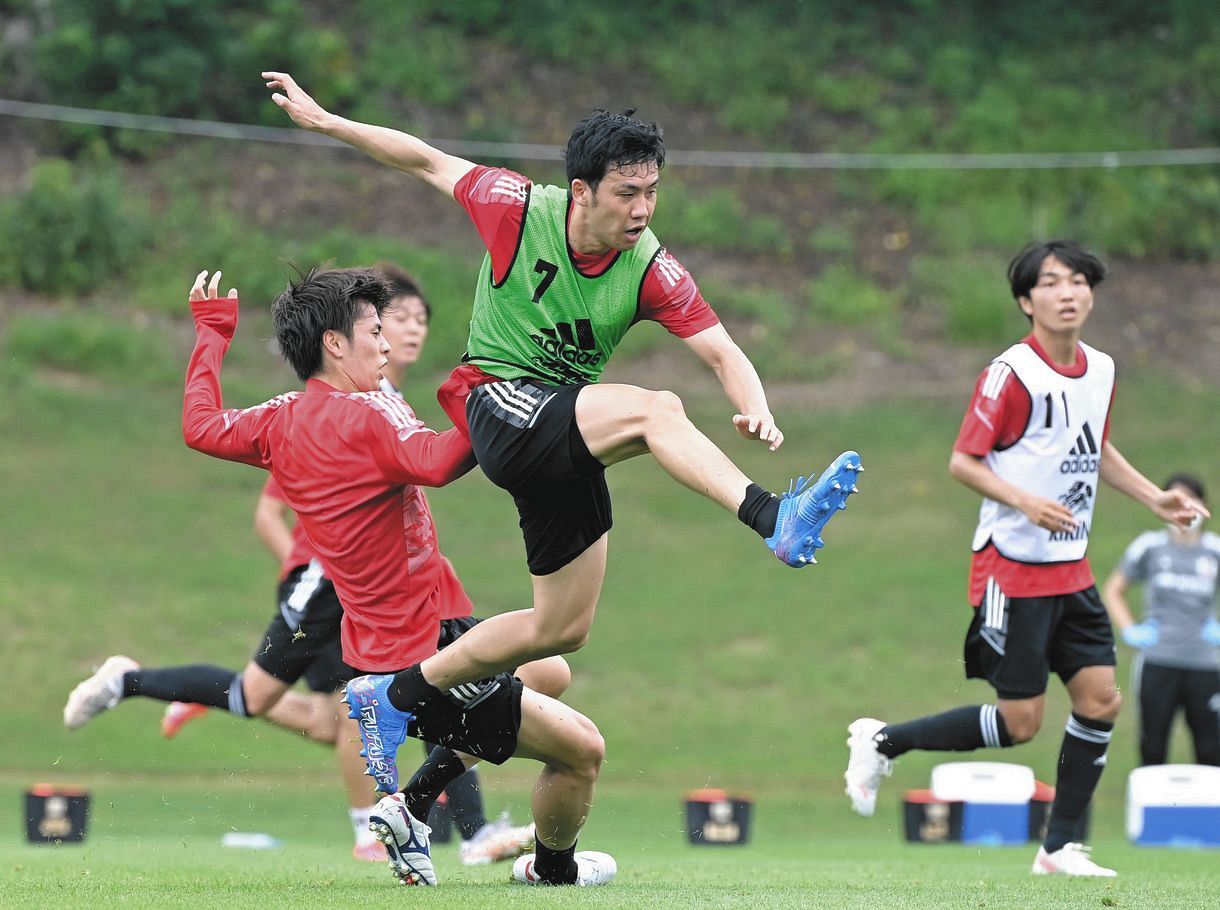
[844,240,1207,877]
[261,76,860,811]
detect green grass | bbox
[2,333,1219,906]
[3,775,1217,909]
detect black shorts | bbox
[964,581,1116,700]
[252,561,358,692]
[466,378,611,575]
[408,672,524,765]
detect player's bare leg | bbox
[510,688,615,886]
[417,536,607,689]
[575,383,751,511]
[262,688,339,743]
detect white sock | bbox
[350,805,375,843]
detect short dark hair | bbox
[375,261,431,320]
[1007,240,1107,303]
[564,109,665,189]
[1165,472,1206,504]
[271,266,390,381]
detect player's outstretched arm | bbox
[683,324,783,451]
[1099,440,1209,528]
[262,71,475,198]
[948,449,1080,532]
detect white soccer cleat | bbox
[511,850,616,886]
[844,717,893,816]
[460,812,536,866]
[1032,843,1116,877]
[368,793,436,886]
[64,656,139,730]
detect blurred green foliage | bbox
[2,0,1219,378]
[0,150,149,292]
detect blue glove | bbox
[1203,617,1220,647]
[1122,620,1159,649]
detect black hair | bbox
[1164,472,1206,504]
[271,266,390,381]
[1007,240,1107,313]
[375,261,431,320]
[564,109,665,189]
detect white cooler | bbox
[931,762,1035,845]
[1126,764,1220,848]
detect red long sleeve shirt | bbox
[183,296,475,671]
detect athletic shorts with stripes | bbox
[252,559,357,692]
[466,378,611,576]
[963,580,1116,700]
[348,615,524,765]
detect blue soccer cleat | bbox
[343,674,413,794]
[766,450,862,567]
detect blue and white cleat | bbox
[343,674,412,794]
[766,450,862,567]
[369,793,436,886]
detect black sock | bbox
[443,768,487,840]
[122,666,249,716]
[738,483,780,538]
[533,838,578,885]
[877,705,1013,759]
[387,664,441,713]
[401,745,469,825]
[1044,713,1112,853]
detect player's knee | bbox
[999,709,1041,743]
[641,389,687,436]
[520,656,571,699]
[572,721,606,780]
[1092,687,1122,723]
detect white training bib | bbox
[972,341,1115,564]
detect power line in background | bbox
[3,98,1220,170]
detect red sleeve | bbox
[1102,378,1115,445]
[454,165,530,284]
[953,361,1031,456]
[182,296,287,468]
[262,473,286,503]
[637,248,720,338]
[361,407,476,488]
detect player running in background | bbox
[1102,472,1220,766]
[843,240,1207,877]
[262,74,860,824]
[69,267,609,887]
[136,264,537,865]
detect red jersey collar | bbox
[1023,332,1087,378]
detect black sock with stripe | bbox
[1044,713,1112,853]
[876,705,1013,759]
[122,666,249,716]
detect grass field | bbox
[2,318,1220,907]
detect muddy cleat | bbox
[1032,843,1116,877]
[161,702,209,739]
[460,813,536,866]
[368,793,436,886]
[64,656,139,730]
[512,850,617,886]
[844,717,893,817]
[352,838,388,862]
[766,451,861,567]
[343,674,412,794]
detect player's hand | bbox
[1151,486,1210,530]
[1019,494,1078,533]
[733,413,783,451]
[263,71,332,132]
[1122,620,1159,650]
[1202,617,1220,647]
[189,270,237,302]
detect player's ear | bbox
[1017,296,1034,318]
[321,328,345,358]
[571,178,591,206]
